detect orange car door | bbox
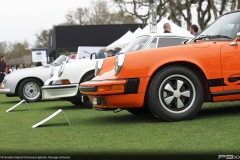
[221,42,240,91]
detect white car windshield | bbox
[120,35,150,54]
[52,55,67,66]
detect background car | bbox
[0,55,68,102]
[80,10,240,122]
[42,33,193,108]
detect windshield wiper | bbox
[194,35,232,42]
[194,35,211,41]
[210,35,232,39]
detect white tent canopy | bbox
[124,27,143,44]
[106,18,191,51]
[106,27,143,51]
[106,30,132,50]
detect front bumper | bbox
[0,88,11,94]
[41,84,79,99]
[0,76,12,94]
[79,77,150,109]
[87,94,145,109]
[79,78,140,95]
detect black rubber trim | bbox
[79,86,97,92]
[208,78,225,87]
[212,90,240,96]
[124,78,140,94]
[43,85,76,89]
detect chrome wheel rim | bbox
[23,82,40,100]
[158,74,196,114]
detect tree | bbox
[112,0,238,31]
[0,41,10,56]
[3,40,31,60]
[61,0,137,25]
[35,29,51,48]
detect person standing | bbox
[0,56,6,89]
[163,23,171,33]
[36,62,43,67]
[96,48,106,59]
[112,47,122,56]
[190,24,199,36]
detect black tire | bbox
[6,94,17,97]
[69,96,82,106]
[18,78,43,102]
[70,72,94,108]
[147,65,203,122]
[81,73,95,108]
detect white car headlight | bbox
[50,67,56,77]
[95,59,104,76]
[114,54,125,75]
[3,75,9,83]
[58,64,65,77]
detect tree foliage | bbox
[112,0,240,30]
[35,29,51,48]
[0,40,31,61]
[4,0,240,60]
[61,0,137,25]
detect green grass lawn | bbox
[0,94,240,159]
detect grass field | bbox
[0,94,240,159]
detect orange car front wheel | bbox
[147,65,204,122]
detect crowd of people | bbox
[163,22,198,36]
[96,23,198,59]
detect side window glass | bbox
[157,38,186,48]
[146,38,157,49]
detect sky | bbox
[0,0,97,45]
[0,0,201,46]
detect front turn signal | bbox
[97,84,124,92]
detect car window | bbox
[121,35,150,54]
[145,38,157,49]
[158,38,186,47]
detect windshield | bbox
[120,35,150,54]
[52,55,67,66]
[194,12,240,41]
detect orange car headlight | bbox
[97,84,125,92]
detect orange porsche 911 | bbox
[80,10,240,122]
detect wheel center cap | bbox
[174,90,181,98]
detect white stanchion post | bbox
[32,109,70,128]
[6,99,29,112]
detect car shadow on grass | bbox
[73,104,240,125]
[0,100,22,104]
[74,112,159,125]
[195,104,240,120]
